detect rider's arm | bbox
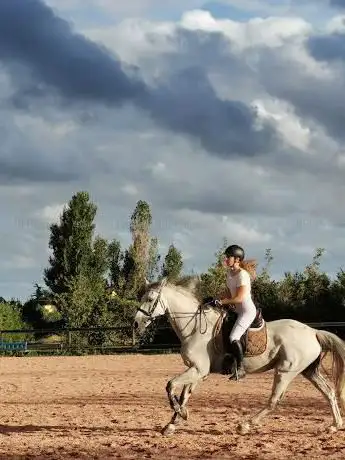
[218,285,247,306]
[218,270,250,307]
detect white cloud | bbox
[174,209,272,245]
[35,203,65,223]
[253,98,311,151]
[221,216,272,244]
[148,161,167,177]
[83,10,313,65]
[14,114,78,141]
[46,0,203,18]
[326,15,345,32]
[121,183,139,196]
[181,10,312,50]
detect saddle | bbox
[220,308,267,357]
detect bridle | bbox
[137,285,210,335]
[137,288,166,320]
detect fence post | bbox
[68,330,72,348]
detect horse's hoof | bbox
[328,424,341,434]
[237,422,251,435]
[161,423,176,436]
[179,407,189,421]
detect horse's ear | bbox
[145,278,150,286]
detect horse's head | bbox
[133,277,168,335]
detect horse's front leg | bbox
[166,365,207,415]
[162,382,197,436]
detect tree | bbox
[162,244,183,282]
[251,249,282,319]
[124,200,152,296]
[259,248,273,282]
[44,191,98,295]
[0,301,28,341]
[121,248,135,287]
[90,235,109,282]
[300,248,331,321]
[107,239,123,289]
[43,191,109,330]
[147,237,161,282]
[58,273,105,329]
[199,239,228,300]
[329,269,345,321]
[21,283,58,330]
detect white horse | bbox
[133,276,345,437]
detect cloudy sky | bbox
[1,0,345,301]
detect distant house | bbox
[42,304,57,314]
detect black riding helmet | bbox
[224,244,245,261]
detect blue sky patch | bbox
[201,1,259,21]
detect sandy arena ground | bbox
[0,353,344,459]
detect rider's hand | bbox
[207,298,222,308]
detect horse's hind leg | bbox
[303,366,343,432]
[238,369,300,435]
[162,383,197,436]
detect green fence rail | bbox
[0,341,28,351]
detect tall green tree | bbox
[43,191,109,330]
[90,235,109,281]
[58,274,106,327]
[161,244,183,282]
[124,200,152,296]
[44,191,98,295]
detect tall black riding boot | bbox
[229,340,246,381]
[221,353,235,375]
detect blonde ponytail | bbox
[239,259,257,280]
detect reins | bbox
[139,282,224,338]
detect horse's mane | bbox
[174,275,202,298]
[145,275,203,301]
[145,280,161,291]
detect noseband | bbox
[138,289,165,320]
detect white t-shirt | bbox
[226,269,256,314]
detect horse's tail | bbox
[316,330,345,412]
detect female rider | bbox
[209,244,257,380]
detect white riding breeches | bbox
[229,309,257,342]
